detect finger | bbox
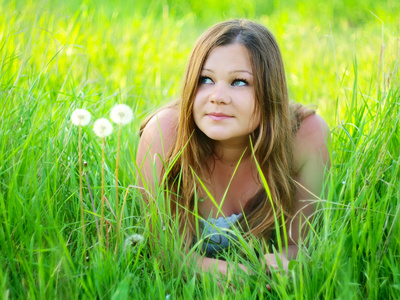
[266,261,280,274]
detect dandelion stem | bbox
[85,171,99,236]
[100,137,105,243]
[115,124,122,254]
[79,126,86,244]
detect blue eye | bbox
[199,76,213,84]
[232,79,248,86]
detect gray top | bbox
[199,213,242,254]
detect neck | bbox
[213,140,252,166]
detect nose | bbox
[210,83,231,104]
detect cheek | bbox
[193,89,208,114]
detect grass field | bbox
[1,0,399,298]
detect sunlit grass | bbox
[0,0,399,298]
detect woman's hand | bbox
[264,252,290,274]
[263,252,291,291]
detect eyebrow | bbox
[202,68,253,76]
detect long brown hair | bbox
[143,19,314,245]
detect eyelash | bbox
[199,76,212,84]
[233,78,248,86]
[199,76,249,86]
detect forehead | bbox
[203,43,253,73]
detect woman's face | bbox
[193,43,260,147]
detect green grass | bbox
[1,0,399,298]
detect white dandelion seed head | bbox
[110,104,133,125]
[71,109,91,126]
[124,234,144,252]
[93,118,113,138]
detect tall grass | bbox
[0,0,399,298]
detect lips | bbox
[207,112,232,121]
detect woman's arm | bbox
[268,114,331,267]
[192,253,248,274]
[136,108,179,196]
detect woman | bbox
[137,19,330,276]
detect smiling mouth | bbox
[207,113,232,121]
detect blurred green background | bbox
[1,0,399,298]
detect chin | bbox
[196,126,224,140]
[204,134,225,141]
[206,133,235,142]
[202,131,227,141]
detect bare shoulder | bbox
[138,107,179,161]
[294,113,330,169]
[142,108,179,137]
[288,114,331,245]
[295,113,330,146]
